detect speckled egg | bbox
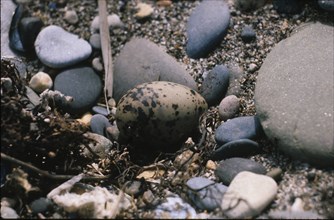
[116,81,207,151]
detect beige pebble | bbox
[92,57,103,72]
[77,112,93,125]
[135,3,154,19]
[157,0,172,7]
[29,71,53,94]
[64,10,79,24]
[206,160,217,170]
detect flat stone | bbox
[113,38,197,102]
[186,0,230,59]
[200,65,230,107]
[92,106,109,116]
[35,25,92,68]
[254,22,334,167]
[186,177,228,211]
[221,171,278,219]
[215,157,267,185]
[215,116,263,145]
[210,139,261,161]
[54,67,102,115]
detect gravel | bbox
[6,0,334,218]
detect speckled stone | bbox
[186,0,230,58]
[200,65,230,107]
[116,81,207,151]
[215,157,267,185]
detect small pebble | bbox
[248,63,257,72]
[266,167,283,182]
[124,180,142,197]
[105,124,120,140]
[91,14,124,32]
[89,33,101,50]
[92,57,103,72]
[90,114,112,137]
[64,10,79,24]
[82,132,113,159]
[206,160,217,170]
[135,3,154,19]
[76,112,93,126]
[218,95,239,121]
[241,25,256,43]
[29,71,53,94]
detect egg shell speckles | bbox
[116,81,208,151]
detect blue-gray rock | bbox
[200,65,230,107]
[186,0,230,59]
[186,177,228,211]
[113,38,197,102]
[215,116,263,145]
[254,22,334,167]
[234,0,266,11]
[1,0,17,56]
[9,4,25,53]
[210,139,261,161]
[241,25,256,43]
[218,95,240,121]
[92,106,109,116]
[273,0,304,14]
[30,197,53,214]
[19,17,44,53]
[35,25,92,68]
[215,157,267,185]
[54,67,102,115]
[90,114,111,137]
[318,0,334,11]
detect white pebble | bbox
[92,57,103,72]
[64,10,79,24]
[135,3,154,19]
[29,71,53,94]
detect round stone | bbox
[218,95,240,121]
[254,22,334,167]
[90,114,111,137]
[30,197,53,214]
[54,67,102,115]
[29,71,53,94]
[64,10,79,24]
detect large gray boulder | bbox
[1,0,17,57]
[113,38,197,102]
[255,22,334,167]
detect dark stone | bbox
[241,25,256,43]
[9,4,25,53]
[318,0,334,11]
[19,17,44,53]
[200,65,230,106]
[215,157,267,185]
[273,0,304,14]
[54,67,102,115]
[215,116,264,145]
[186,0,230,59]
[210,139,261,161]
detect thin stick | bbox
[1,152,110,181]
[98,0,113,114]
